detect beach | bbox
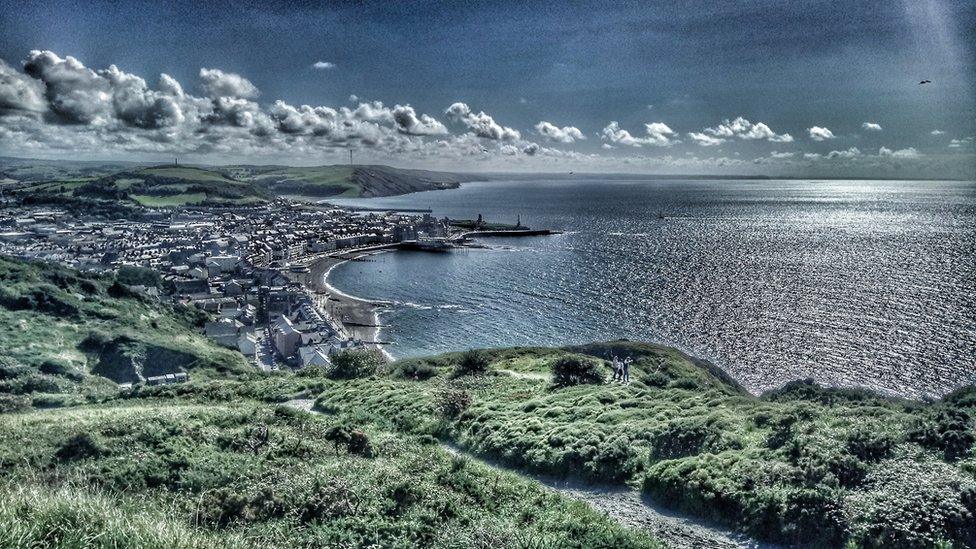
[301,249,393,349]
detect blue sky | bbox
[0,0,973,177]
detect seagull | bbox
[919,80,932,85]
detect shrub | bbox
[347,430,373,457]
[392,361,439,380]
[0,394,31,414]
[847,429,896,462]
[909,409,975,462]
[651,417,724,460]
[324,425,352,455]
[55,433,108,461]
[451,350,491,378]
[550,355,605,387]
[329,348,384,380]
[38,359,84,382]
[116,265,161,288]
[436,388,473,419]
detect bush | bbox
[116,265,161,288]
[451,350,491,378]
[328,348,384,380]
[550,355,605,387]
[0,394,31,414]
[392,361,439,380]
[651,417,724,460]
[38,359,85,382]
[847,429,896,462]
[436,388,473,419]
[55,433,108,461]
[347,430,373,457]
[909,409,975,462]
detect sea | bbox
[326,178,976,398]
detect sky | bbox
[0,0,974,177]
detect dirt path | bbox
[283,399,772,549]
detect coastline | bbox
[302,249,395,358]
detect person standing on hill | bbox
[610,356,621,382]
[622,358,632,383]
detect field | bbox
[0,395,658,548]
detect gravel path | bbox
[283,399,773,548]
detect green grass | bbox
[138,166,238,182]
[0,257,251,409]
[131,193,208,206]
[0,400,658,548]
[245,166,360,198]
[313,342,976,548]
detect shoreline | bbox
[303,249,395,359]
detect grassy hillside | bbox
[0,392,657,548]
[313,343,976,548]
[12,165,269,208]
[233,164,475,198]
[0,257,251,410]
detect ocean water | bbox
[327,178,976,398]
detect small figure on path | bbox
[610,355,621,382]
[622,357,632,383]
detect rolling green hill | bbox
[4,157,479,206]
[232,164,478,198]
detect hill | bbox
[230,164,478,198]
[2,157,480,205]
[314,343,976,547]
[0,257,251,411]
[72,165,271,207]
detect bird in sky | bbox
[919,80,932,84]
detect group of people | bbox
[610,355,632,383]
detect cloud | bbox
[198,68,258,99]
[930,130,945,136]
[878,146,919,158]
[312,61,335,70]
[808,126,835,141]
[769,151,794,159]
[699,116,792,143]
[827,146,860,159]
[0,58,45,115]
[535,121,584,143]
[392,104,448,136]
[803,153,822,159]
[687,131,725,146]
[948,137,973,148]
[445,102,520,141]
[862,122,882,131]
[600,121,677,147]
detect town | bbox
[0,198,456,377]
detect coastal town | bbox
[0,197,466,378]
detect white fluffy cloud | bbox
[827,146,860,159]
[600,121,677,147]
[312,61,335,70]
[808,126,836,141]
[878,146,919,158]
[698,116,792,143]
[687,132,725,146]
[445,102,520,141]
[862,122,882,131]
[931,130,945,136]
[534,121,584,143]
[199,68,259,99]
[392,105,448,136]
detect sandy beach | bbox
[300,249,394,349]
